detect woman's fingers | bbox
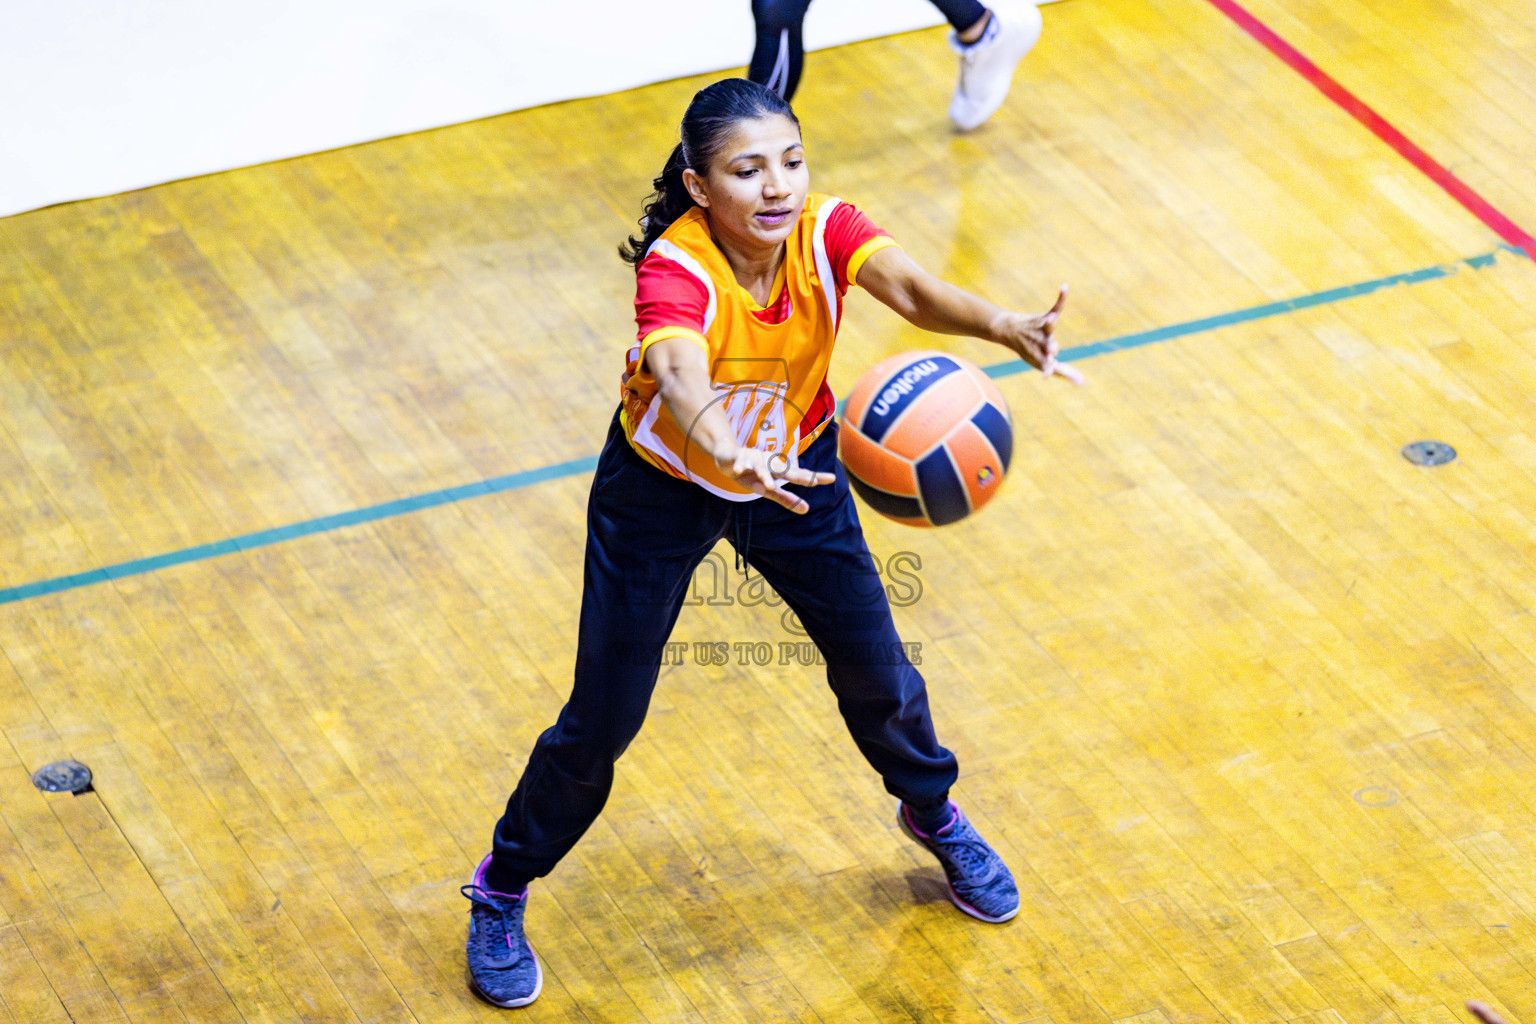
[1053,361,1085,386]
[1032,285,1076,383]
[762,486,811,514]
[1049,283,1069,315]
[763,452,834,488]
[1467,1003,1509,1024]
[749,458,778,490]
[724,449,836,513]
[740,459,806,513]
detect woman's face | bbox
[685,114,809,256]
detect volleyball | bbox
[838,351,1013,527]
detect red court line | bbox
[1204,0,1535,260]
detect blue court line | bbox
[0,246,1515,607]
[0,455,598,605]
[987,246,1513,378]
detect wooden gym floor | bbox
[4,0,1536,1021]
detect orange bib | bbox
[621,194,849,499]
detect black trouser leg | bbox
[486,414,729,892]
[734,423,958,808]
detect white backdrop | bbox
[0,0,966,218]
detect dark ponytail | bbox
[618,143,694,266]
[619,78,799,267]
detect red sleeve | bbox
[634,254,709,341]
[824,202,895,295]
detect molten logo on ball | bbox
[870,358,943,417]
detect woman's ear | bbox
[682,167,710,208]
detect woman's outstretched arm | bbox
[854,245,1080,383]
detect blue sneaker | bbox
[462,855,543,1008]
[898,802,1020,922]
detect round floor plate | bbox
[1402,441,1456,466]
[31,760,93,794]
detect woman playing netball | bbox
[461,77,1072,1009]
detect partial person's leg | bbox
[930,0,989,37]
[748,0,813,100]
[488,413,730,891]
[464,411,729,1008]
[740,423,1019,923]
[938,0,1043,131]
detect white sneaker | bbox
[947,0,1043,131]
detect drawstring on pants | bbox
[733,501,754,575]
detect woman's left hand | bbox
[995,285,1082,385]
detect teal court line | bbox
[0,246,1518,607]
[987,247,1512,377]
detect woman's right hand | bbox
[715,447,835,515]
[645,337,835,512]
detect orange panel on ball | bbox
[838,423,918,495]
[963,362,1012,421]
[879,372,984,460]
[944,419,1008,513]
[842,374,875,428]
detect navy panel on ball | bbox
[915,449,970,526]
[847,474,926,521]
[857,355,964,443]
[970,401,1013,473]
